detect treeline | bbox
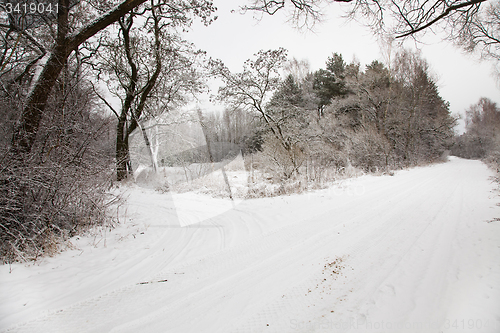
[208,48,456,181]
[0,44,459,262]
[452,98,500,167]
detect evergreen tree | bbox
[313,53,348,116]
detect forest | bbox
[1,0,499,262]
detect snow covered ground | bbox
[1,157,500,333]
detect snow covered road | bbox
[1,157,500,332]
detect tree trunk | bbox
[116,118,131,181]
[197,109,233,200]
[113,6,161,181]
[11,50,68,155]
[10,0,71,155]
[139,122,158,173]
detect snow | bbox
[1,157,500,332]
[26,52,51,98]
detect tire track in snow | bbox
[343,180,463,332]
[224,163,458,332]
[301,160,494,333]
[3,160,497,333]
[104,163,456,332]
[2,165,442,333]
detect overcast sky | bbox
[184,0,500,131]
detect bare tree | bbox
[453,98,500,160]
[210,48,289,150]
[204,107,259,147]
[243,0,488,37]
[211,48,310,178]
[242,0,352,29]
[452,1,500,64]
[6,0,215,157]
[390,49,455,164]
[91,1,210,180]
[283,57,311,84]
[196,108,234,200]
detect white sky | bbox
[184,0,500,131]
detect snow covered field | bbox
[1,157,500,333]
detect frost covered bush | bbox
[259,136,306,181]
[0,77,115,263]
[0,147,114,263]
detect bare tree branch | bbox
[395,0,486,38]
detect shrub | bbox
[0,77,116,263]
[0,152,114,263]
